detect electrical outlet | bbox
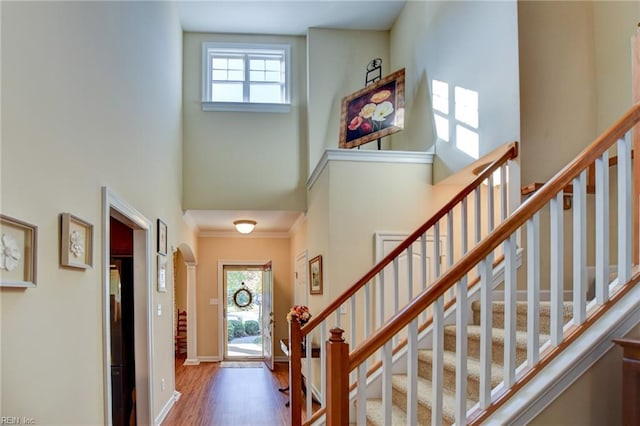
[161,378,166,391]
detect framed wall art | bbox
[309,255,323,295]
[339,68,405,149]
[157,254,167,293]
[157,219,167,255]
[60,213,93,269]
[1,214,37,287]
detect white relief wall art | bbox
[60,213,93,269]
[0,214,37,287]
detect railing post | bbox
[326,328,349,426]
[289,319,302,426]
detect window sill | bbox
[201,101,291,113]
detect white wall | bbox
[390,1,520,182]
[182,32,307,211]
[1,1,194,423]
[306,28,391,173]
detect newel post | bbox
[289,318,302,426]
[326,328,349,426]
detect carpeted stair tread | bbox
[471,300,574,334]
[390,373,474,424]
[365,399,411,426]
[418,349,503,384]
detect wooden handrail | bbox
[300,142,518,337]
[349,102,640,371]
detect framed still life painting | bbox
[339,68,405,149]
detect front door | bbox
[262,262,274,370]
[224,266,264,359]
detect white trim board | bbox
[307,149,434,190]
[154,391,181,426]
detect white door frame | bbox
[217,259,269,361]
[102,187,154,425]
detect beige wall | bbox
[182,32,307,211]
[390,1,520,181]
[195,236,292,358]
[306,29,391,172]
[531,323,640,425]
[1,1,196,424]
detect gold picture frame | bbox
[1,214,37,287]
[60,213,93,269]
[309,255,323,295]
[339,68,405,149]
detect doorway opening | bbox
[223,266,264,359]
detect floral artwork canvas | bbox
[339,68,405,149]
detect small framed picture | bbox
[309,255,323,295]
[1,214,37,287]
[157,219,167,255]
[60,213,93,269]
[157,254,167,293]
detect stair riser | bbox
[391,386,454,426]
[443,331,528,366]
[418,356,488,402]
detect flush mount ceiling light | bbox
[233,220,257,234]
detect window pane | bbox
[228,58,244,70]
[228,70,244,81]
[212,70,227,80]
[212,58,227,69]
[212,83,243,102]
[265,71,280,82]
[250,59,265,71]
[250,71,265,82]
[266,60,281,71]
[250,84,281,103]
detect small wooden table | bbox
[279,338,320,406]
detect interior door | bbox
[262,261,274,370]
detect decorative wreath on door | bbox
[232,282,254,310]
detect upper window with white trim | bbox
[202,42,291,112]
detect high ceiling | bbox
[177,0,407,36]
[178,0,406,233]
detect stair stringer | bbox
[350,249,522,416]
[483,280,640,425]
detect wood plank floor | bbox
[163,357,297,425]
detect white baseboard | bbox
[274,356,288,363]
[198,356,221,362]
[183,358,201,365]
[154,390,181,426]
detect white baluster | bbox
[455,273,468,424]
[335,306,341,329]
[431,299,443,425]
[504,233,517,387]
[475,187,482,244]
[618,134,632,284]
[408,318,419,426]
[378,271,385,328]
[407,245,414,301]
[320,321,327,407]
[421,234,427,323]
[434,222,441,280]
[573,170,587,324]
[382,341,392,426]
[596,151,610,304]
[357,363,367,425]
[351,294,356,384]
[550,192,564,346]
[365,284,371,340]
[500,164,508,221]
[393,258,399,345]
[462,197,469,255]
[479,254,493,409]
[306,331,312,415]
[447,211,455,301]
[527,213,541,367]
[488,173,495,232]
